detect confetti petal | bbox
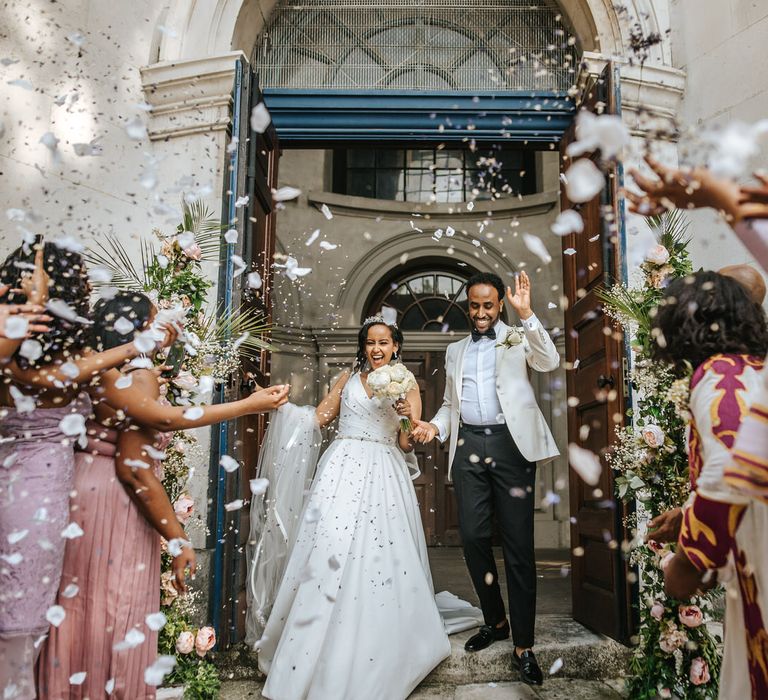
[113,317,135,335]
[250,103,271,133]
[224,228,238,244]
[224,499,244,512]
[549,657,564,675]
[320,204,333,220]
[522,233,552,264]
[551,210,584,237]
[69,672,87,685]
[46,605,66,627]
[564,159,604,203]
[59,414,86,437]
[4,316,28,339]
[319,241,338,250]
[568,443,602,486]
[247,271,262,289]
[305,229,320,246]
[183,407,204,420]
[272,186,302,202]
[62,583,79,598]
[249,478,269,496]
[61,522,84,539]
[220,455,239,473]
[145,612,167,631]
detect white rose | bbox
[386,381,405,397]
[641,424,665,448]
[645,244,670,266]
[367,368,391,390]
[389,364,408,382]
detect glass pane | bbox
[377,149,404,168]
[376,169,404,200]
[408,276,426,295]
[419,298,453,322]
[407,149,434,168]
[347,169,375,198]
[444,305,470,331]
[405,171,433,202]
[435,149,463,169]
[436,275,456,297]
[434,170,464,202]
[347,149,375,167]
[385,284,413,311]
[400,307,426,331]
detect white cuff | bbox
[431,419,448,443]
[521,314,539,332]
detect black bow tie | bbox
[471,327,497,342]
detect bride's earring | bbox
[392,351,398,361]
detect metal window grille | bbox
[252,0,579,91]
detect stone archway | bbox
[155,0,666,66]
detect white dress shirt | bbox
[460,324,504,426]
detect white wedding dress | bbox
[256,374,454,700]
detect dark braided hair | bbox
[0,241,91,368]
[91,292,153,351]
[353,319,404,373]
[650,270,768,371]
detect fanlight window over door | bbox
[253,0,579,91]
[369,270,472,332]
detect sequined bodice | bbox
[336,374,400,446]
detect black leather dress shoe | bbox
[464,622,510,652]
[512,649,543,685]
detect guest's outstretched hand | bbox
[626,155,742,221]
[246,383,290,413]
[506,270,533,320]
[172,542,197,593]
[645,507,683,544]
[739,172,768,219]
[411,419,438,444]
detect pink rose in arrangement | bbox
[175,631,195,655]
[172,371,198,392]
[195,626,216,657]
[641,424,665,449]
[679,604,704,628]
[182,243,203,261]
[646,539,664,554]
[160,571,178,606]
[174,493,195,524]
[658,688,672,699]
[689,657,711,686]
[650,602,665,621]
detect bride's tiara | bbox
[363,315,398,328]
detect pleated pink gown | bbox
[38,424,162,700]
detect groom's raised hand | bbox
[506,270,533,320]
[411,419,438,443]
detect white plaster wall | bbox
[668,0,768,283]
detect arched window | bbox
[253,0,578,92]
[367,269,473,332]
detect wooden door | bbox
[212,62,280,649]
[561,64,633,642]
[402,350,461,545]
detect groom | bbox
[412,270,559,686]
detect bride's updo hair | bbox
[353,316,404,372]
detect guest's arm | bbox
[96,368,290,430]
[115,425,196,591]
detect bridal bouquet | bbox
[367,363,418,432]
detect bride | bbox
[252,316,453,700]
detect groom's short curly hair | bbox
[465,272,505,301]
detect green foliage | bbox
[600,212,721,697]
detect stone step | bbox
[219,678,628,699]
[422,615,631,687]
[213,615,630,688]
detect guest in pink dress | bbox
[37,292,290,699]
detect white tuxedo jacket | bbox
[430,317,561,480]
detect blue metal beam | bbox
[263,89,576,142]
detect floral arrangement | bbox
[366,363,418,432]
[598,212,722,699]
[86,201,269,699]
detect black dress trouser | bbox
[452,423,537,648]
